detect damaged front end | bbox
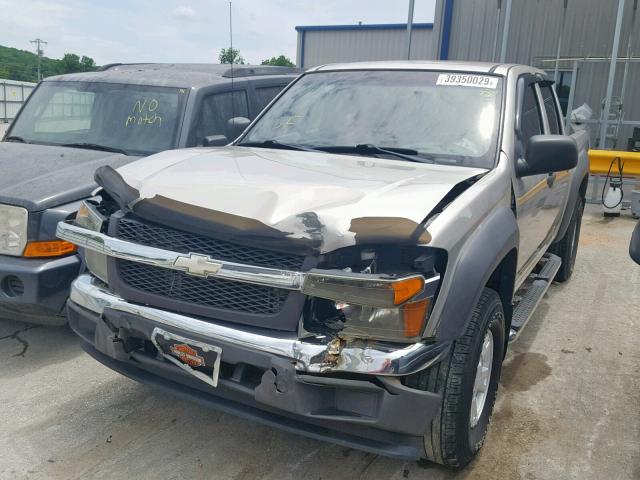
[56,163,465,457]
[59,164,453,374]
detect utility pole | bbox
[406,0,415,60]
[499,0,512,62]
[599,0,625,149]
[30,38,47,81]
[553,0,569,84]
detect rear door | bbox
[514,75,556,272]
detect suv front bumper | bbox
[67,273,449,459]
[0,254,80,323]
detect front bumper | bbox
[67,274,450,458]
[0,253,80,322]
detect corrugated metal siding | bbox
[0,79,36,122]
[448,0,640,145]
[299,28,437,68]
[448,0,501,62]
[447,0,637,63]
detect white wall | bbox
[0,79,36,122]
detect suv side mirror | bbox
[631,222,640,265]
[203,135,228,147]
[225,117,251,142]
[516,135,578,177]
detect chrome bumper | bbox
[70,274,448,376]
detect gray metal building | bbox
[296,0,640,149]
[296,23,439,68]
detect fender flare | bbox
[432,205,519,343]
[555,137,589,242]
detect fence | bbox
[0,79,37,123]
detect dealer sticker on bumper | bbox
[151,328,222,387]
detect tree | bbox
[219,47,245,64]
[80,55,96,72]
[261,55,295,67]
[60,53,82,73]
[0,45,98,81]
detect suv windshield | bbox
[8,81,188,156]
[240,70,503,169]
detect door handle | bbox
[546,172,556,187]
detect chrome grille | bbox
[118,260,289,314]
[113,216,304,315]
[115,216,305,270]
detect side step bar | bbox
[509,253,562,342]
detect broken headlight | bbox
[303,247,443,342]
[307,295,435,342]
[74,200,108,282]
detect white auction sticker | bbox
[436,74,498,89]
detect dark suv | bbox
[0,63,299,324]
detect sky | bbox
[0,0,436,65]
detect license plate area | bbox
[151,327,222,387]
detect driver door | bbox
[513,76,557,272]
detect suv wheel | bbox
[419,288,505,468]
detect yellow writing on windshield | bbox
[125,98,163,127]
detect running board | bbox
[509,253,562,342]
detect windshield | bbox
[8,81,188,155]
[240,70,503,168]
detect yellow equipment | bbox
[588,149,640,176]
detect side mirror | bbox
[225,116,251,142]
[202,135,228,147]
[630,222,640,265]
[516,135,578,177]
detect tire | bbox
[550,196,584,282]
[411,288,505,468]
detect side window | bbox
[254,86,285,115]
[520,83,543,148]
[540,85,561,134]
[192,90,249,144]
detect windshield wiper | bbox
[316,144,433,163]
[239,140,322,153]
[61,142,129,155]
[4,135,27,143]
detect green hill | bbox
[0,45,98,82]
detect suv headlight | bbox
[74,200,108,282]
[0,204,28,256]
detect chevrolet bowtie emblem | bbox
[173,253,222,277]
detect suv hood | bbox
[114,146,487,254]
[0,142,138,211]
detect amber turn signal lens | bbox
[392,276,425,305]
[23,240,77,258]
[402,298,430,337]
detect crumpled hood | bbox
[116,146,487,253]
[0,142,138,211]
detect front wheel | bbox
[420,288,505,468]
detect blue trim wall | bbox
[295,23,434,32]
[439,0,455,60]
